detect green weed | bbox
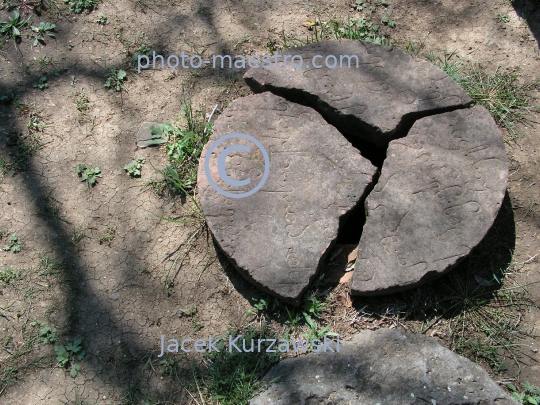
[180,306,203,333]
[302,294,327,318]
[272,12,391,52]
[133,0,157,11]
[119,387,172,405]
[54,67,67,77]
[30,22,56,46]
[195,325,281,405]
[350,0,367,12]
[35,189,63,222]
[31,321,58,344]
[0,255,63,395]
[64,0,99,14]
[159,357,177,377]
[381,14,396,27]
[3,234,22,253]
[0,132,41,175]
[302,312,338,342]
[37,255,65,277]
[124,158,145,177]
[55,338,85,378]
[95,13,108,24]
[37,55,52,67]
[77,163,102,187]
[33,76,49,90]
[0,10,29,43]
[74,90,89,112]
[149,102,212,195]
[248,277,329,334]
[0,267,21,283]
[132,43,152,66]
[98,226,115,246]
[0,365,19,394]
[105,69,127,92]
[507,382,540,404]
[27,111,45,133]
[495,12,510,23]
[72,226,87,246]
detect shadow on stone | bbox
[352,191,516,323]
[250,329,516,405]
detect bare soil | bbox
[0,0,539,403]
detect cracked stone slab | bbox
[351,106,508,296]
[244,40,472,147]
[197,92,377,305]
[250,328,517,405]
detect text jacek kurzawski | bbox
[157,334,340,356]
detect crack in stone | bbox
[203,39,504,301]
[246,68,475,248]
[334,102,475,245]
[254,85,474,246]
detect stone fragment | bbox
[250,328,517,405]
[136,122,163,148]
[197,92,377,305]
[351,106,508,296]
[244,40,472,147]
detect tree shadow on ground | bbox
[512,0,540,48]
[0,0,535,402]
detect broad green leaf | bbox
[70,363,81,378]
[76,350,86,360]
[525,396,538,405]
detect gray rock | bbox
[351,107,508,296]
[197,92,376,305]
[250,328,517,405]
[244,40,472,147]
[136,122,163,148]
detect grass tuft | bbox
[426,51,540,140]
[147,100,212,196]
[270,15,390,52]
[192,325,280,405]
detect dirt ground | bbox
[0,0,539,403]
